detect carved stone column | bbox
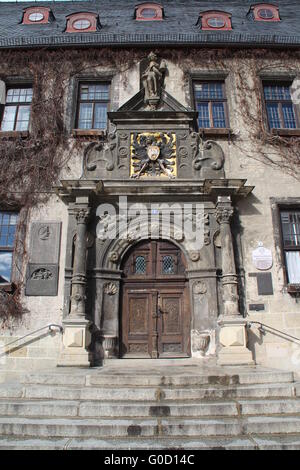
[58,197,92,367]
[216,196,254,366]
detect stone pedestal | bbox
[217,317,254,365]
[58,318,92,367]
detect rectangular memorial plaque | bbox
[25,264,59,297]
[29,222,61,264]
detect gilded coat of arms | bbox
[130,132,176,179]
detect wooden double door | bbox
[121,240,191,358]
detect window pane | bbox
[1,106,17,131]
[6,88,32,104]
[93,103,107,129]
[282,104,296,129]
[281,211,300,247]
[162,256,175,274]
[0,251,13,283]
[212,102,226,128]
[0,212,18,248]
[80,83,109,101]
[266,103,281,128]
[135,256,146,274]
[197,102,210,128]
[15,105,31,131]
[264,85,291,101]
[195,82,224,99]
[285,251,300,284]
[78,103,93,129]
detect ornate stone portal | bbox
[55,53,254,367]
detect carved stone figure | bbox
[142,52,167,109]
[131,132,176,179]
[83,131,116,174]
[192,135,225,178]
[31,268,53,280]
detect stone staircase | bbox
[0,362,300,449]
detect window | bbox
[66,13,99,33]
[251,4,280,22]
[264,83,298,129]
[1,87,33,132]
[280,210,300,285]
[76,83,109,130]
[162,256,175,275]
[200,11,232,31]
[135,256,146,274]
[135,3,163,21]
[0,212,18,284]
[194,81,228,129]
[22,7,51,25]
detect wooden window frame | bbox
[193,80,229,130]
[263,80,299,131]
[0,85,33,133]
[271,198,300,293]
[0,210,19,287]
[74,81,110,133]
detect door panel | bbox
[121,240,191,359]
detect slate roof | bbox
[0,1,300,49]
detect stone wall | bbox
[1,49,300,378]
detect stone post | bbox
[58,197,92,367]
[216,196,254,366]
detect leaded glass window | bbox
[1,87,32,131]
[135,256,146,274]
[264,83,297,129]
[76,83,110,130]
[194,81,228,129]
[162,256,175,275]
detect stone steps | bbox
[1,399,300,419]
[0,366,300,449]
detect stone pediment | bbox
[116,88,192,113]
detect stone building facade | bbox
[0,0,300,381]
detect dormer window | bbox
[251,4,280,21]
[135,3,163,21]
[200,11,232,31]
[22,7,51,25]
[66,13,99,33]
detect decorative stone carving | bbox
[130,132,176,179]
[75,208,90,224]
[104,282,118,296]
[192,134,225,178]
[142,52,167,110]
[189,251,201,262]
[31,268,53,280]
[191,330,211,357]
[38,225,52,240]
[109,251,119,264]
[193,281,207,295]
[216,206,234,225]
[102,336,118,358]
[84,132,116,174]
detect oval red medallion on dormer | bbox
[135,3,163,21]
[66,12,99,33]
[22,7,51,25]
[200,11,232,31]
[251,4,280,21]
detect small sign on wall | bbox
[252,242,273,271]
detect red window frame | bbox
[66,13,98,33]
[22,7,51,25]
[135,3,163,21]
[200,11,232,31]
[251,4,280,21]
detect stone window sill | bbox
[271,129,300,137]
[198,128,232,137]
[287,284,300,294]
[72,129,107,138]
[0,131,29,139]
